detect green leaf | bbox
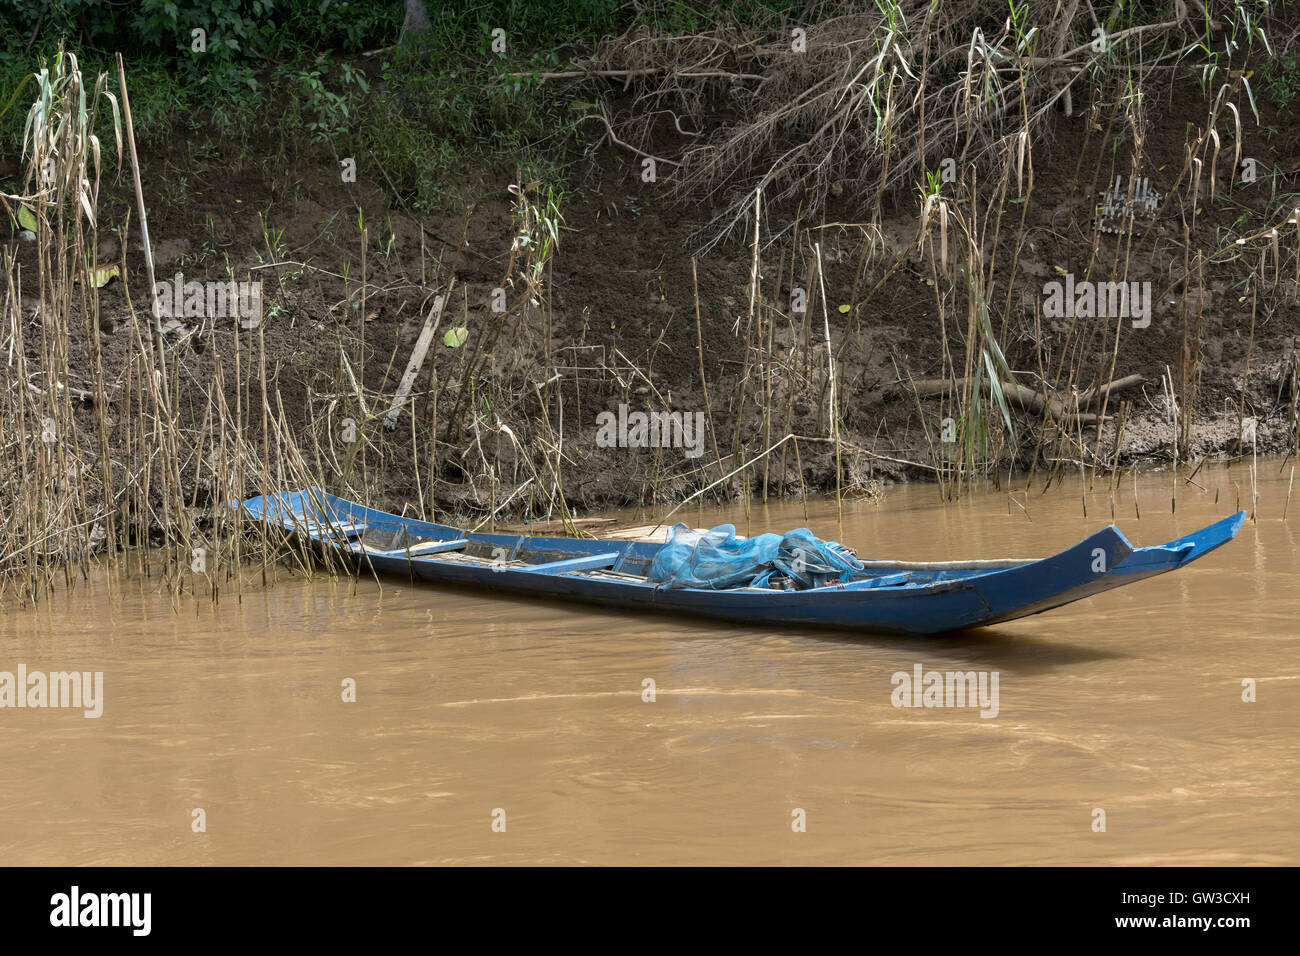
[837,304,851,313]
[17,204,37,232]
[0,72,32,123]
[443,327,468,348]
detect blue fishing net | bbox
[646,523,865,590]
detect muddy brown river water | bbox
[1,461,1296,865]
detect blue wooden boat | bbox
[238,489,1245,635]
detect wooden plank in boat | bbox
[287,520,366,538]
[519,552,622,574]
[369,538,469,558]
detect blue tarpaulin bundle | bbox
[646,523,865,590]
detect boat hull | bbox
[238,490,1245,635]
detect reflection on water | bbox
[0,461,1296,864]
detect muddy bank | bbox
[3,49,1299,536]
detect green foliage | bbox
[411,0,801,55]
[273,0,396,54]
[132,0,274,59]
[1264,55,1300,113]
[0,0,399,61]
[349,33,576,209]
[277,53,369,141]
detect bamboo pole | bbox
[115,53,169,404]
[814,243,842,534]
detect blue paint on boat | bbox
[237,489,1246,635]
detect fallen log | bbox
[26,381,97,404]
[881,374,1144,424]
[1075,373,1145,409]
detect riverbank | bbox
[2,6,1299,595]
